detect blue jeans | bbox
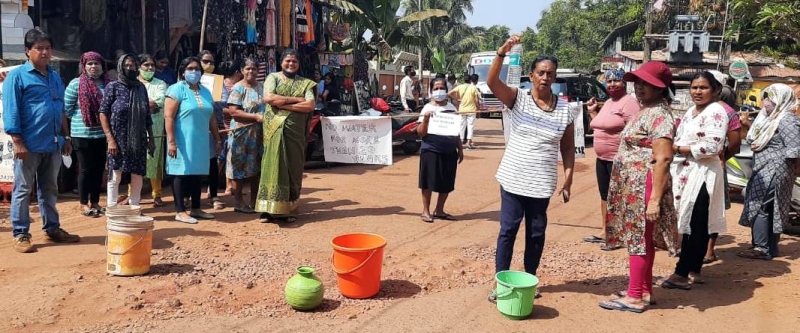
[11,152,61,238]
[495,187,550,276]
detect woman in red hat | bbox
[599,61,679,313]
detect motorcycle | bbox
[306,105,340,162]
[360,97,422,155]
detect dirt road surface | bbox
[1,119,798,333]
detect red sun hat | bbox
[623,61,673,88]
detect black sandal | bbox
[82,208,98,217]
[737,249,772,260]
[420,215,434,223]
[432,213,457,221]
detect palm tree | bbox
[400,0,482,75]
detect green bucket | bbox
[495,270,539,320]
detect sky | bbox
[465,0,556,33]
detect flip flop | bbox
[702,256,717,264]
[599,299,645,313]
[601,244,623,251]
[153,197,165,207]
[433,213,457,221]
[616,290,656,305]
[234,206,255,214]
[656,278,691,290]
[420,215,434,223]
[583,235,604,243]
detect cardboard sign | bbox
[426,112,463,137]
[321,116,393,165]
[0,85,15,185]
[200,74,225,101]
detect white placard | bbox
[0,85,15,182]
[321,116,393,165]
[426,112,463,137]
[571,101,586,159]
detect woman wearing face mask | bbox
[99,54,155,208]
[599,61,678,313]
[737,84,800,260]
[583,69,641,250]
[198,50,216,75]
[225,58,265,214]
[255,49,316,223]
[137,54,169,207]
[416,78,464,223]
[486,36,575,302]
[64,51,110,217]
[656,72,729,289]
[165,57,222,224]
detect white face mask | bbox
[432,89,448,102]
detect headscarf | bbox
[604,68,626,100]
[78,51,108,127]
[116,54,150,158]
[747,83,797,152]
[604,68,625,81]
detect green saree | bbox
[255,73,316,215]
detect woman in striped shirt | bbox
[486,36,576,302]
[64,51,109,217]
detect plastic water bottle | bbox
[505,43,523,87]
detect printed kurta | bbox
[671,103,728,235]
[99,81,153,175]
[740,114,800,234]
[144,78,168,180]
[605,104,680,256]
[226,82,265,180]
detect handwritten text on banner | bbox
[321,116,393,165]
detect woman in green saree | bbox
[256,49,316,223]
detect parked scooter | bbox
[360,97,422,155]
[306,105,341,162]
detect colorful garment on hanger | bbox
[265,0,277,46]
[246,0,258,44]
[296,1,308,33]
[303,0,315,45]
[279,0,292,47]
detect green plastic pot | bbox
[285,266,325,311]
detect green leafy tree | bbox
[730,0,800,56]
[326,0,449,63]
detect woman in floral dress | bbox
[99,54,155,207]
[599,61,678,313]
[657,72,729,289]
[225,58,265,213]
[738,84,800,260]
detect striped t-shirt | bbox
[64,78,105,139]
[496,89,574,198]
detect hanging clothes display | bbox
[265,0,277,46]
[280,0,293,47]
[246,0,258,44]
[303,0,315,45]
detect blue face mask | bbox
[184,70,201,84]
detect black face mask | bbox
[410,71,417,77]
[123,69,139,80]
[283,70,297,78]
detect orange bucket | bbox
[331,233,387,299]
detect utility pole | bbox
[417,0,423,74]
[643,0,653,62]
[716,0,731,70]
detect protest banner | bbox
[321,116,393,165]
[0,83,15,193]
[426,112,463,137]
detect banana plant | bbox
[324,0,449,62]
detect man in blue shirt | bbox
[3,28,79,253]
